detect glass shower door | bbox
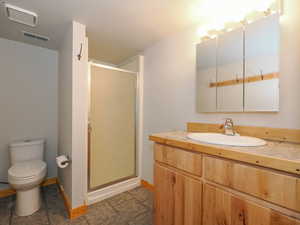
[89,65,137,190]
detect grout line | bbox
[126,192,153,218]
[106,198,119,214]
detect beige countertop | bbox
[149,131,300,176]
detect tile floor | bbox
[0,184,154,225]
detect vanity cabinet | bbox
[154,143,202,176]
[153,143,300,225]
[204,156,300,212]
[203,184,300,225]
[154,164,202,225]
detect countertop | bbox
[149,131,300,176]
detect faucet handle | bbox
[223,118,235,136]
[224,118,233,124]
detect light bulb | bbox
[255,0,274,12]
[197,27,208,37]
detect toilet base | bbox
[16,186,41,216]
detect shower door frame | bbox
[87,62,141,193]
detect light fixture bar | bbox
[197,0,282,42]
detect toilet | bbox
[8,139,47,216]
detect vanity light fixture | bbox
[197,27,208,38]
[197,0,282,42]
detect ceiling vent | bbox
[22,31,49,42]
[5,3,38,27]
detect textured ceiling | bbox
[0,0,203,64]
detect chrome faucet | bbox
[224,118,235,136]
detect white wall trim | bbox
[87,177,141,205]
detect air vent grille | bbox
[5,3,38,27]
[22,31,49,42]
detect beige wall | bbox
[142,0,300,183]
[0,37,58,190]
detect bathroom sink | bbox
[187,132,266,147]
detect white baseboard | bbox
[87,177,141,205]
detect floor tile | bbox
[43,184,60,197]
[46,204,69,225]
[128,187,153,202]
[54,216,88,225]
[45,188,65,211]
[113,198,148,221]
[0,196,12,225]
[44,190,69,225]
[92,214,129,225]
[85,200,117,225]
[106,192,133,207]
[11,207,49,225]
[44,185,66,211]
[0,185,153,225]
[141,195,154,210]
[128,212,153,225]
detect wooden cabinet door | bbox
[155,143,202,177]
[203,184,300,225]
[204,156,300,212]
[154,163,202,225]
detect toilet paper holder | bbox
[56,155,71,168]
[61,156,71,166]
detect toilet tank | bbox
[9,139,45,165]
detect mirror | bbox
[196,14,280,113]
[244,14,280,111]
[196,38,217,112]
[217,27,244,112]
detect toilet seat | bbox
[8,160,47,181]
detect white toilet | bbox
[8,139,47,216]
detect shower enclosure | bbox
[88,63,138,190]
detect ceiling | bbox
[0,0,203,64]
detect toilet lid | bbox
[8,160,46,179]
